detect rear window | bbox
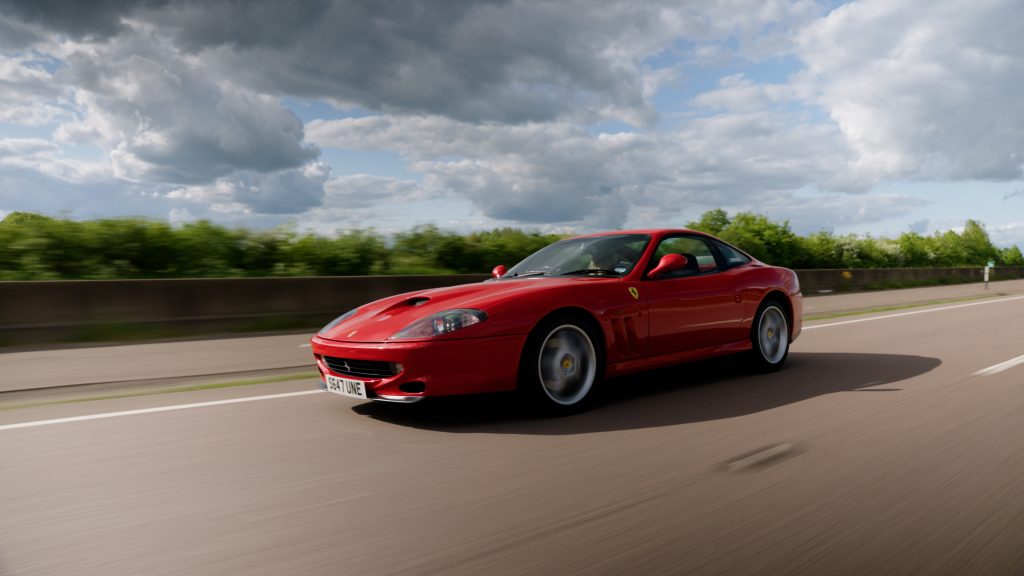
[712,240,751,269]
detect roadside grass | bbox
[0,317,321,348]
[804,292,1009,321]
[0,371,318,412]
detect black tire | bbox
[518,314,604,415]
[749,298,791,372]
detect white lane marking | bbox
[298,343,311,347]
[974,353,1024,377]
[804,294,1024,330]
[0,390,324,432]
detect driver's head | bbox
[589,251,618,270]
[587,238,625,270]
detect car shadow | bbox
[349,352,941,435]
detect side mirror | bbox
[491,265,507,279]
[647,254,688,279]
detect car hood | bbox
[317,277,595,343]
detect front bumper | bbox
[310,333,526,402]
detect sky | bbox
[1,0,1023,246]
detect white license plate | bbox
[325,374,368,399]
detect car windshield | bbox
[502,234,650,278]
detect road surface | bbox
[3,285,1024,575]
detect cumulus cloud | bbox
[0,0,166,41]
[0,137,108,182]
[165,163,330,215]
[0,14,43,49]
[53,28,318,184]
[0,52,71,126]
[2,0,1021,236]
[307,104,861,227]
[310,116,665,227]
[4,0,825,125]
[323,175,426,209]
[989,222,1024,247]
[797,0,1024,183]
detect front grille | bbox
[323,356,397,379]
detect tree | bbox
[686,209,730,235]
[1000,245,1024,266]
[960,220,999,265]
[718,212,801,267]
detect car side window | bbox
[649,236,719,278]
[711,240,751,269]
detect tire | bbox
[750,299,791,372]
[519,315,603,414]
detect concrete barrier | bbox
[0,275,488,345]
[795,266,1024,294]
[1,267,1021,345]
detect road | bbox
[3,286,1024,575]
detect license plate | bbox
[325,374,368,399]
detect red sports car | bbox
[310,229,802,412]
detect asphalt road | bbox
[3,289,1024,575]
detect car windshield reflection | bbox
[503,234,650,279]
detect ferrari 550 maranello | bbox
[310,229,802,412]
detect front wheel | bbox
[750,301,790,372]
[519,316,603,414]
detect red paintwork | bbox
[310,229,803,401]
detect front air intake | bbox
[322,357,397,379]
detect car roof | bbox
[569,228,704,239]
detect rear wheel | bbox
[750,300,790,371]
[519,315,603,414]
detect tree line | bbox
[0,210,1020,280]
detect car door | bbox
[643,234,745,357]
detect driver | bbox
[588,250,620,271]
[586,238,637,271]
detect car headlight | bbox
[317,308,359,336]
[391,309,488,339]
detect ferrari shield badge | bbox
[628,287,639,300]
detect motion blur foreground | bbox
[5,280,1024,575]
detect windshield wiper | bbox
[510,270,550,278]
[561,269,621,276]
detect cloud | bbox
[165,163,330,215]
[797,0,1024,183]
[0,0,166,41]
[989,222,1024,247]
[908,218,930,234]
[52,28,319,184]
[0,137,57,158]
[307,104,860,228]
[0,137,108,182]
[310,116,665,227]
[323,174,426,209]
[750,192,930,234]
[0,14,43,49]
[4,0,826,125]
[3,0,1020,237]
[0,52,72,126]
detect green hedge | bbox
[0,210,1020,280]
